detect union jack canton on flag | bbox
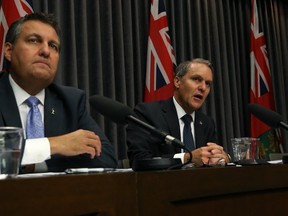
[0,0,33,71]
[144,0,176,102]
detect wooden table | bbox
[1,164,288,215]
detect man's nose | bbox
[199,81,207,90]
[39,42,50,57]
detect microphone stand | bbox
[127,115,192,171]
[280,121,288,131]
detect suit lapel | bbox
[161,98,181,139]
[0,73,22,127]
[44,88,63,136]
[194,111,206,147]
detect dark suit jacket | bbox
[0,72,117,172]
[126,98,218,164]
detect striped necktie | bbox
[26,96,44,138]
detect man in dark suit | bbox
[127,58,230,167]
[0,13,117,172]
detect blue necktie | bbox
[26,96,44,138]
[181,114,194,151]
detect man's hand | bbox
[48,129,101,159]
[185,142,229,166]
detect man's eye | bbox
[28,38,38,43]
[192,77,201,82]
[48,42,59,52]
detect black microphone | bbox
[248,103,288,130]
[89,95,191,171]
[89,95,185,149]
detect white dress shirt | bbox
[172,97,195,163]
[9,75,51,165]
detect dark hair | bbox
[5,12,61,47]
[175,58,214,77]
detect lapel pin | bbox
[51,108,55,115]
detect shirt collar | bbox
[9,74,45,106]
[173,96,195,121]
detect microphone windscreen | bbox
[248,103,282,128]
[89,95,134,124]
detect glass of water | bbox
[231,137,260,163]
[0,127,23,178]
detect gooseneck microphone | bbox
[89,95,192,170]
[248,103,288,130]
[126,115,185,149]
[89,95,186,149]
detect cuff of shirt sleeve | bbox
[173,153,185,164]
[21,138,51,165]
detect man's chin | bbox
[191,101,203,109]
[32,69,54,79]
[32,74,54,86]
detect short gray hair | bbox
[175,58,214,77]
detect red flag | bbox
[250,0,282,158]
[144,0,176,102]
[0,0,33,71]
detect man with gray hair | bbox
[127,58,230,168]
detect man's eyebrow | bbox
[26,33,60,45]
[25,33,41,38]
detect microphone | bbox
[248,103,288,130]
[89,95,185,149]
[89,95,191,170]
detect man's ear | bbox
[174,76,180,88]
[4,42,12,62]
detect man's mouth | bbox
[194,94,203,100]
[34,61,50,69]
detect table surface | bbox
[1,164,288,216]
